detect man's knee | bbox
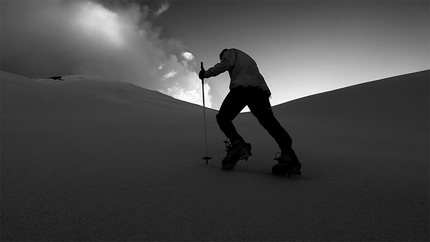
[216,113,225,124]
[216,112,229,125]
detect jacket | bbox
[204,48,271,95]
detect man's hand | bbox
[199,69,206,80]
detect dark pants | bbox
[216,87,296,155]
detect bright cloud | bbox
[163,77,212,108]
[74,1,125,47]
[182,52,195,61]
[163,69,177,80]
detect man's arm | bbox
[204,49,236,78]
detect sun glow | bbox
[74,2,124,47]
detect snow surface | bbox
[1,70,428,241]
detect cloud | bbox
[0,0,211,108]
[154,2,170,17]
[163,69,177,80]
[182,52,195,61]
[73,1,126,47]
[165,82,211,108]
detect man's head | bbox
[219,48,229,60]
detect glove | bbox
[199,69,206,80]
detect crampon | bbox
[272,152,302,177]
[221,139,252,171]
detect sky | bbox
[1,0,429,110]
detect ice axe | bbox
[200,62,212,164]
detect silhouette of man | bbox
[200,48,301,175]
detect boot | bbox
[221,140,252,171]
[272,152,301,176]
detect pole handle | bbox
[200,62,204,84]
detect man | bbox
[199,48,301,176]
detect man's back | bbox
[206,48,270,93]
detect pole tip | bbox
[202,156,212,165]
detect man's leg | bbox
[247,89,299,163]
[216,88,247,144]
[218,88,253,170]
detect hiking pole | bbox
[200,62,212,165]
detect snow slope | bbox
[1,70,428,241]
